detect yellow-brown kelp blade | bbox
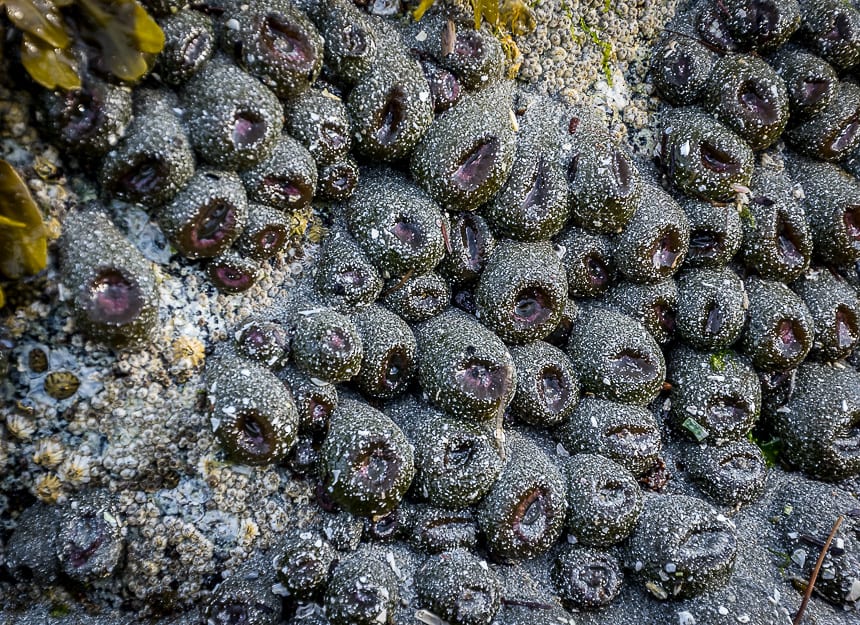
[0,159,48,279]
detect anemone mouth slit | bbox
[696,6,736,51]
[676,525,737,572]
[512,486,550,543]
[261,175,312,206]
[339,23,370,57]
[833,416,860,455]
[537,365,570,413]
[705,395,750,430]
[374,86,407,146]
[828,115,860,154]
[320,121,348,153]
[653,300,676,334]
[460,214,486,271]
[835,305,859,349]
[64,89,104,141]
[68,530,105,569]
[390,217,425,249]
[87,269,143,324]
[324,163,357,195]
[604,424,661,459]
[584,253,610,289]
[307,397,333,431]
[649,229,683,271]
[232,110,267,149]
[566,153,580,182]
[454,358,512,402]
[774,318,806,358]
[775,213,805,266]
[512,286,554,326]
[322,327,353,357]
[213,265,254,290]
[453,29,484,60]
[611,148,634,195]
[256,226,287,255]
[331,266,369,296]
[717,451,765,480]
[750,1,779,38]
[453,137,499,192]
[115,155,170,196]
[189,199,237,252]
[799,76,831,108]
[843,205,860,242]
[180,31,212,67]
[666,52,693,86]
[379,347,411,391]
[521,156,550,213]
[824,12,853,43]
[700,141,741,174]
[444,437,477,470]
[235,411,273,457]
[596,479,635,508]
[353,441,400,489]
[738,79,779,125]
[262,13,316,69]
[455,586,494,619]
[703,300,725,336]
[609,348,658,381]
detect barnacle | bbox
[0,159,47,281]
[0,0,164,90]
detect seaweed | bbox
[0,0,164,89]
[0,159,48,282]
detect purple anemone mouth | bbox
[774,319,806,359]
[261,13,316,70]
[452,137,499,192]
[749,0,780,38]
[212,264,254,291]
[609,348,658,381]
[704,301,725,336]
[653,300,676,334]
[306,396,333,433]
[187,199,237,254]
[696,5,736,51]
[844,205,860,242]
[423,62,460,112]
[835,305,859,349]
[512,287,554,326]
[650,229,683,271]
[63,88,104,142]
[323,327,353,358]
[255,226,288,256]
[379,347,411,392]
[521,156,550,214]
[232,111,267,149]
[115,155,169,197]
[512,487,550,544]
[374,86,407,147]
[391,218,425,249]
[665,51,693,86]
[705,395,751,430]
[352,441,400,490]
[604,424,661,463]
[828,115,860,155]
[66,520,106,569]
[776,213,805,266]
[235,411,273,457]
[824,12,854,43]
[86,269,143,325]
[444,437,477,470]
[689,229,724,260]
[320,121,348,153]
[453,29,485,60]
[332,266,369,296]
[611,148,634,196]
[261,175,313,207]
[458,213,488,273]
[453,357,513,402]
[537,366,570,413]
[738,80,779,125]
[799,76,831,108]
[585,254,610,290]
[322,162,357,196]
[597,478,638,511]
[700,141,741,174]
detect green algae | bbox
[0,159,47,284]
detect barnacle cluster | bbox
[1,0,860,624]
